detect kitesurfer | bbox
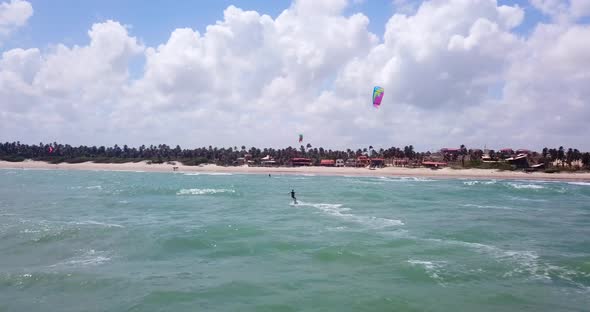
[290,189,297,204]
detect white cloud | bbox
[1,20,143,141]
[1,0,589,151]
[570,0,590,18]
[0,0,32,42]
[530,0,590,21]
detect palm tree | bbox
[459,144,467,167]
[566,148,574,168]
[582,152,590,169]
[558,146,565,167]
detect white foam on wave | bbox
[295,201,404,228]
[72,220,124,228]
[568,182,590,186]
[407,259,447,284]
[183,172,233,176]
[50,249,111,268]
[461,203,517,210]
[69,185,102,190]
[20,228,42,234]
[507,182,545,190]
[379,176,435,182]
[463,180,497,186]
[424,237,588,287]
[177,188,236,195]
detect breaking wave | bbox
[463,180,498,186]
[380,176,435,182]
[177,188,236,195]
[49,249,111,268]
[407,259,447,284]
[506,183,545,190]
[424,238,589,288]
[294,201,404,228]
[71,220,124,228]
[461,203,517,210]
[183,172,233,176]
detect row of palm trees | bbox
[542,147,590,168]
[1,141,589,169]
[0,141,425,166]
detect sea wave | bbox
[507,183,545,190]
[407,259,447,284]
[68,185,103,191]
[424,238,589,288]
[568,182,590,186]
[71,220,124,228]
[176,188,236,195]
[49,249,111,268]
[183,172,233,176]
[294,201,404,228]
[461,203,517,210]
[379,176,435,182]
[463,180,498,186]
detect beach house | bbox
[290,158,312,166]
[356,156,370,167]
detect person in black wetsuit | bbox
[290,189,297,204]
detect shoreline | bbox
[2,160,590,182]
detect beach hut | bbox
[506,154,529,169]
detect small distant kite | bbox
[298,134,303,143]
[372,86,384,108]
[48,146,54,153]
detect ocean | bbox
[1,169,589,311]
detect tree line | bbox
[1,141,588,169]
[0,141,424,166]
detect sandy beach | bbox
[1,160,589,181]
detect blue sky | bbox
[8,0,547,51]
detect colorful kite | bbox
[298,134,303,143]
[372,86,384,108]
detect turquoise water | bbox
[1,169,589,312]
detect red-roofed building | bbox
[320,159,335,166]
[356,156,370,167]
[290,158,312,166]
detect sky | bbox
[1,0,589,152]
